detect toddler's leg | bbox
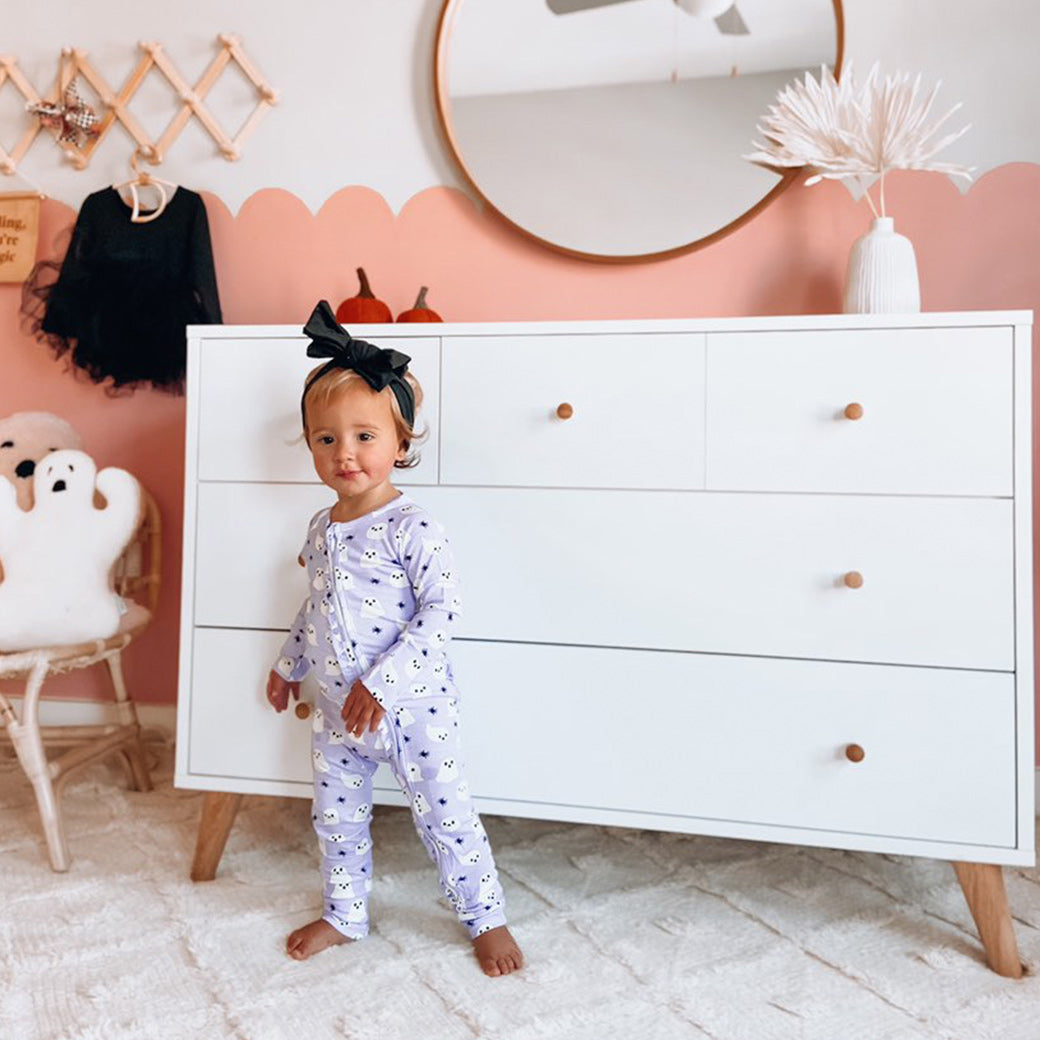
[387,700,508,939]
[314,739,378,936]
[287,722,378,958]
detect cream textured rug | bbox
[2,738,1039,1040]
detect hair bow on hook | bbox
[301,300,415,427]
[27,78,101,148]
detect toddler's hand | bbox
[341,679,386,736]
[267,669,300,713]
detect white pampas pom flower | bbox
[744,62,973,217]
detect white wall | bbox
[3,0,453,213]
[842,0,1040,180]
[3,0,1039,214]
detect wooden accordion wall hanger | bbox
[0,34,278,176]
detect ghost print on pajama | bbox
[274,494,507,940]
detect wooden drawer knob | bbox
[844,402,864,420]
[845,743,865,763]
[294,702,311,720]
[556,402,574,420]
[843,571,864,589]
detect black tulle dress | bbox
[24,186,222,393]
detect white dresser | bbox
[176,312,1035,975]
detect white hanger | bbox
[112,147,176,223]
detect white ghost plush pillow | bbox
[0,449,141,652]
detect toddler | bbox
[266,301,523,978]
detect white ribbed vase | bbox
[842,216,921,314]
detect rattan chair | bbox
[0,489,161,871]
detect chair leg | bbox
[7,660,70,872]
[106,652,153,793]
[30,765,70,872]
[123,741,154,794]
[112,748,144,791]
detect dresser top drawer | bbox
[439,333,705,490]
[190,335,440,485]
[705,327,1014,496]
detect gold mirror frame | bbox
[434,0,845,264]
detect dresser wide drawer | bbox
[193,335,441,485]
[705,327,1013,494]
[451,641,1017,848]
[184,629,1016,848]
[192,484,1014,671]
[439,334,706,489]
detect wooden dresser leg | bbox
[952,861,1025,978]
[191,792,243,882]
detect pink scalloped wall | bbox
[2,167,1039,761]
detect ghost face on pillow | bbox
[0,449,141,652]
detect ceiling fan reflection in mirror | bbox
[547,0,749,35]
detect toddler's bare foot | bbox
[472,925,524,977]
[286,919,351,960]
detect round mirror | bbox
[435,0,844,261]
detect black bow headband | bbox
[300,300,415,428]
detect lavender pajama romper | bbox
[273,494,507,940]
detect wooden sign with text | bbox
[0,193,41,283]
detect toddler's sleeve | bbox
[272,599,312,682]
[271,517,322,682]
[359,515,461,711]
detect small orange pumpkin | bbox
[335,267,392,324]
[396,286,442,323]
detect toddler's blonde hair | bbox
[301,365,427,469]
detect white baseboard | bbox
[4,697,177,742]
